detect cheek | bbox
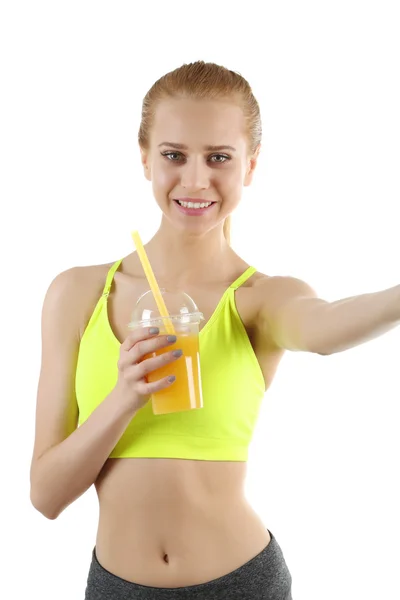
[218,173,244,209]
[220,169,244,194]
[152,165,175,191]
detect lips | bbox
[175,198,216,206]
[173,199,217,216]
[176,200,212,208]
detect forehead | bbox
[150,97,247,149]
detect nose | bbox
[180,157,210,191]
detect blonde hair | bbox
[223,215,231,245]
[138,61,262,244]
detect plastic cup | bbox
[128,289,204,415]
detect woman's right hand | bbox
[115,327,182,412]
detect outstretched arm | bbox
[258,276,400,355]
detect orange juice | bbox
[145,333,203,415]
[129,288,204,415]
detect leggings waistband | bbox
[85,529,293,599]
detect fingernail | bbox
[168,375,176,383]
[167,335,177,343]
[149,327,159,334]
[172,349,183,358]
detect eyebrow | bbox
[158,142,237,152]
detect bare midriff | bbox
[94,457,271,588]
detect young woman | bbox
[30,61,400,599]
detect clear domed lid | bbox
[128,289,204,329]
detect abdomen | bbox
[94,457,271,587]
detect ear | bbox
[140,146,152,181]
[243,144,261,187]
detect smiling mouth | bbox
[174,199,216,209]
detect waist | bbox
[94,457,270,587]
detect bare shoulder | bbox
[46,260,116,339]
[250,272,319,326]
[247,272,319,350]
[253,273,318,305]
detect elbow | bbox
[312,346,332,356]
[303,337,333,356]
[30,485,61,520]
[312,343,332,356]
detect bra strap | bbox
[102,258,123,297]
[230,266,257,290]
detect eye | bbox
[160,152,231,164]
[210,154,230,164]
[161,151,183,162]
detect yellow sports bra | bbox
[75,259,266,461]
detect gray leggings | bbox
[84,529,293,599]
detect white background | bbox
[1,1,399,598]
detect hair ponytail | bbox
[223,215,231,245]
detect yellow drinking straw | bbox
[131,231,175,335]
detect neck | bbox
[139,218,236,285]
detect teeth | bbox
[177,200,213,209]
